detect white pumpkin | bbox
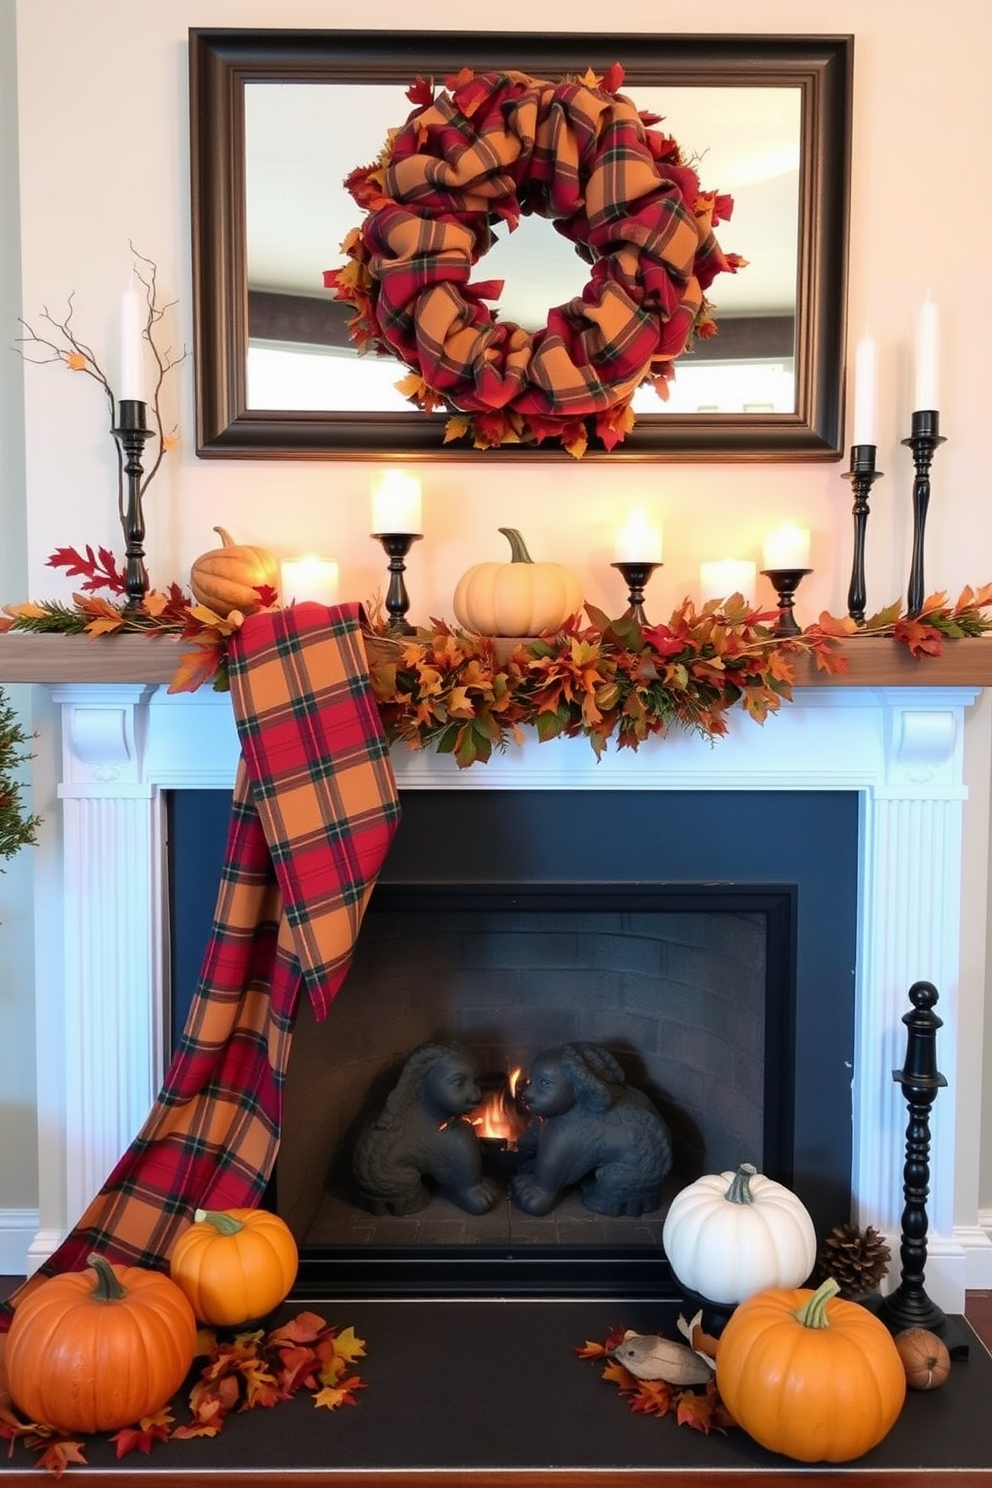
[452,527,583,638]
[662,1161,816,1306]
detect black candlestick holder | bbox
[876,981,957,1342]
[373,531,422,634]
[759,567,812,637]
[112,399,154,613]
[610,561,662,625]
[903,410,946,617]
[841,444,884,626]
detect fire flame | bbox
[470,1067,526,1146]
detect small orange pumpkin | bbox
[189,526,279,617]
[715,1277,906,1462]
[452,527,582,637]
[4,1253,197,1434]
[168,1207,298,1327]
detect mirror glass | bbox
[189,30,851,459]
[244,82,801,419]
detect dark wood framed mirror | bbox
[189,30,852,461]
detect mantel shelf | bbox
[1,631,992,689]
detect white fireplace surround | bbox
[20,678,992,1311]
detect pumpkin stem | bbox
[213,526,235,547]
[194,1207,245,1236]
[723,1162,758,1205]
[793,1276,841,1329]
[498,527,534,564]
[86,1252,127,1302]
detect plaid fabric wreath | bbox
[326,65,743,456]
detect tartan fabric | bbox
[362,69,733,419]
[0,602,400,1329]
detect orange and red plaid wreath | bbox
[325,65,744,456]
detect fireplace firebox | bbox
[169,787,859,1298]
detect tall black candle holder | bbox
[876,980,962,1347]
[112,399,153,613]
[373,531,422,634]
[610,561,661,626]
[903,410,946,617]
[841,444,884,626]
[759,568,812,637]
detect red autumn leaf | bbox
[253,583,279,609]
[600,62,625,94]
[47,544,128,595]
[893,617,944,658]
[267,1311,330,1347]
[406,76,434,108]
[110,1410,174,1458]
[627,1378,674,1417]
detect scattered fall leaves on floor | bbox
[0,1311,367,1476]
[575,1322,736,1436]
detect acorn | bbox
[894,1328,951,1390]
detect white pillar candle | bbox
[614,506,663,564]
[699,559,757,604]
[280,556,340,607]
[914,294,940,412]
[371,471,423,534]
[762,524,811,571]
[119,272,146,404]
[851,332,877,445]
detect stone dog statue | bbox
[511,1042,672,1217]
[352,1042,498,1216]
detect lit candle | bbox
[699,559,757,604]
[914,294,940,412]
[762,524,811,571]
[120,271,146,404]
[371,471,423,535]
[851,332,877,446]
[614,506,663,564]
[280,556,340,607]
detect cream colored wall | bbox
[5,0,992,1235]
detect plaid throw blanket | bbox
[363,69,731,418]
[0,602,400,1328]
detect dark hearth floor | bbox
[1,1296,991,1483]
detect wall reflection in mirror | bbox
[244,82,801,419]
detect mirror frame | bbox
[189,29,852,462]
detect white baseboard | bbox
[0,1208,40,1277]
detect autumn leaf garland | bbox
[4,549,992,768]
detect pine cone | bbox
[817,1222,891,1297]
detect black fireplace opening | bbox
[168,788,859,1299]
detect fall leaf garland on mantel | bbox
[4,547,992,769]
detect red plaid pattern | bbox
[0,603,400,1328]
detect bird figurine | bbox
[610,1327,714,1385]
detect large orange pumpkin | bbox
[715,1277,906,1462]
[168,1207,298,1327]
[4,1254,197,1434]
[189,526,280,617]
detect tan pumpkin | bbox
[189,526,280,617]
[452,528,582,637]
[4,1253,197,1434]
[168,1207,298,1327]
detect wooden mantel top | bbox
[1,631,992,689]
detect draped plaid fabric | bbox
[0,602,400,1329]
[360,69,733,420]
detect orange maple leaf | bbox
[314,1374,366,1411]
[676,1390,719,1433]
[37,1438,88,1475]
[167,638,226,694]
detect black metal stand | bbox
[841,444,884,626]
[610,561,661,626]
[903,410,946,617]
[759,567,812,637]
[877,981,967,1355]
[373,532,422,634]
[112,398,153,613]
